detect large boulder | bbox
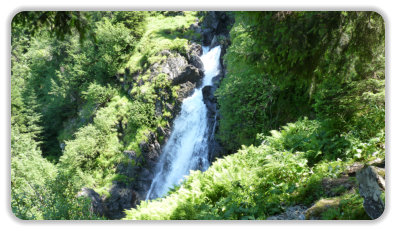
[189,42,203,56]
[356,166,385,219]
[189,55,204,73]
[172,64,203,85]
[160,52,204,86]
[161,53,188,80]
[177,81,196,102]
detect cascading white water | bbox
[145,45,222,200]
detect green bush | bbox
[92,18,137,78]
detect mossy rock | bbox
[305,198,341,219]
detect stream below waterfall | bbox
[145,45,222,200]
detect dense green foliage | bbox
[11,11,385,220]
[12,11,149,160]
[124,118,384,219]
[11,11,200,219]
[11,11,146,219]
[124,11,385,220]
[216,11,385,152]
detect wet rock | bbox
[172,64,203,85]
[210,35,219,48]
[199,12,234,166]
[177,82,196,102]
[189,43,203,56]
[356,166,385,219]
[133,166,154,199]
[202,85,217,115]
[202,84,225,163]
[208,141,225,162]
[211,73,223,86]
[202,28,214,46]
[202,85,215,102]
[201,12,219,46]
[189,55,204,73]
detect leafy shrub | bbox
[124,136,311,220]
[93,18,136,78]
[11,126,57,219]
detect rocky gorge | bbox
[78,11,234,219]
[11,11,386,221]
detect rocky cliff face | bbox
[200,11,234,162]
[107,44,206,219]
[78,44,206,220]
[356,163,385,219]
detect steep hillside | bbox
[124,118,384,220]
[11,11,385,220]
[11,11,207,220]
[123,11,385,220]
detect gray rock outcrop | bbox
[103,183,139,219]
[198,12,234,161]
[356,166,385,219]
[266,205,307,220]
[201,12,233,47]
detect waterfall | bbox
[145,45,222,200]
